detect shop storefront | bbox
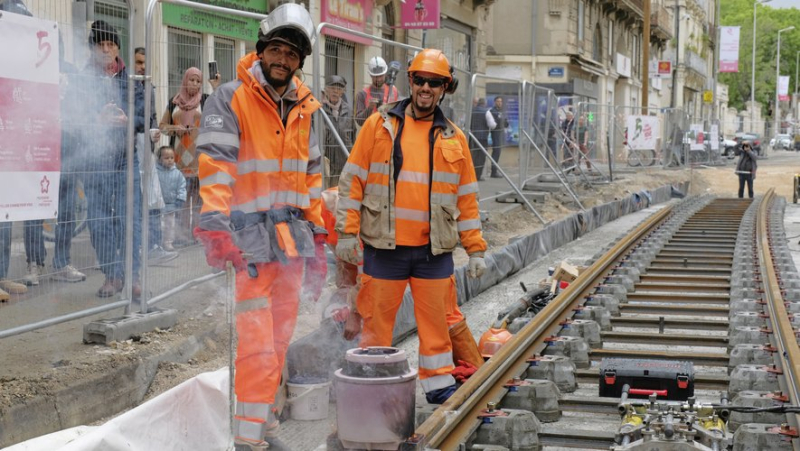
[159,0,267,95]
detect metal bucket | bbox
[334,347,418,450]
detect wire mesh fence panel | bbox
[314,24,422,189]
[0,0,142,332]
[142,15,227,306]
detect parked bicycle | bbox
[626,147,657,167]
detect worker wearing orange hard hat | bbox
[335,49,488,404]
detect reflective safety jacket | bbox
[196,52,324,261]
[336,99,487,257]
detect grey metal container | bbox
[334,347,418,450]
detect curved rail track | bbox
[411,190,800,451]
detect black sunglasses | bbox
[412,75,447,88]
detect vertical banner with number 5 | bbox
[0,13,60,222]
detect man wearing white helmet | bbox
[193,4,326,450]
[355,55,400,126]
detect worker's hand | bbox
[451,360,478,384]
[343,310,362,341]
[468,256,486,279]
[303,235,328,303]
[194,227,246,272]
[335,236,362,265]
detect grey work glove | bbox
[468,256,487,279]
[335,236,362,266]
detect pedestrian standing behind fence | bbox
[486,96,507,178]
[321,75,355,186]
[470,97,489,180]
[156,146,187,252]
[575,115,591,171]
[75,20,144,299]
[736,141,757,199]
[159,67,218,245]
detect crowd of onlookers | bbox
[0,17,520,303]
[0,19,215,302]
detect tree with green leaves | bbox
[718,0,800,115]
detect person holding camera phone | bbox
[158,66,218,245]
[355,56,399,126]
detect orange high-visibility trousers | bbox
[233,258,304,442]
[358,273,457,393]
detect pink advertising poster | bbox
[401,0,440,30]
[0,13,60,222]
[321,0,373,45]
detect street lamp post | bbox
[775,26,795,142]
[752,0,771,133]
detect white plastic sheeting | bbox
[7,369,231,451]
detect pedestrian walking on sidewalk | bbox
[193,5,325,450]
[335,48,488,405]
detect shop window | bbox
[608,20,614,57]
[381,3,396,64]
[168,28,203,95]
[593,24,601,61]
[214,38,236,84]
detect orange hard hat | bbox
[408,49,452,82]
[478,328,513,359]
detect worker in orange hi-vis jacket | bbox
[321,186,483,369]
[335,49,488,405]
[192,5,325,451]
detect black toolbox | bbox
[599,358,694,401]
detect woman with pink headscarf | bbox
[159,67,218,244]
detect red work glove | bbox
[303,234,328,303]
[194,227,246,272]
[451,360,478,384]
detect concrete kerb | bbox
[0,322,226,447]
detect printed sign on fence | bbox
[625,115,659,150]
[719,26,740,73]
[689,124,705,151]
[0,13,61,222]
[710,124,719,151]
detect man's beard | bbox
[412,93,437,116]
[262,62,294,88]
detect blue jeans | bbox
[0,222,11,279]
[53,173,77,269]
[24,220,45,266]
[0,220,44,279]
[84,153,142,281]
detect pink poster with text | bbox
[401,0,440,30]
[0,13,61,222]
